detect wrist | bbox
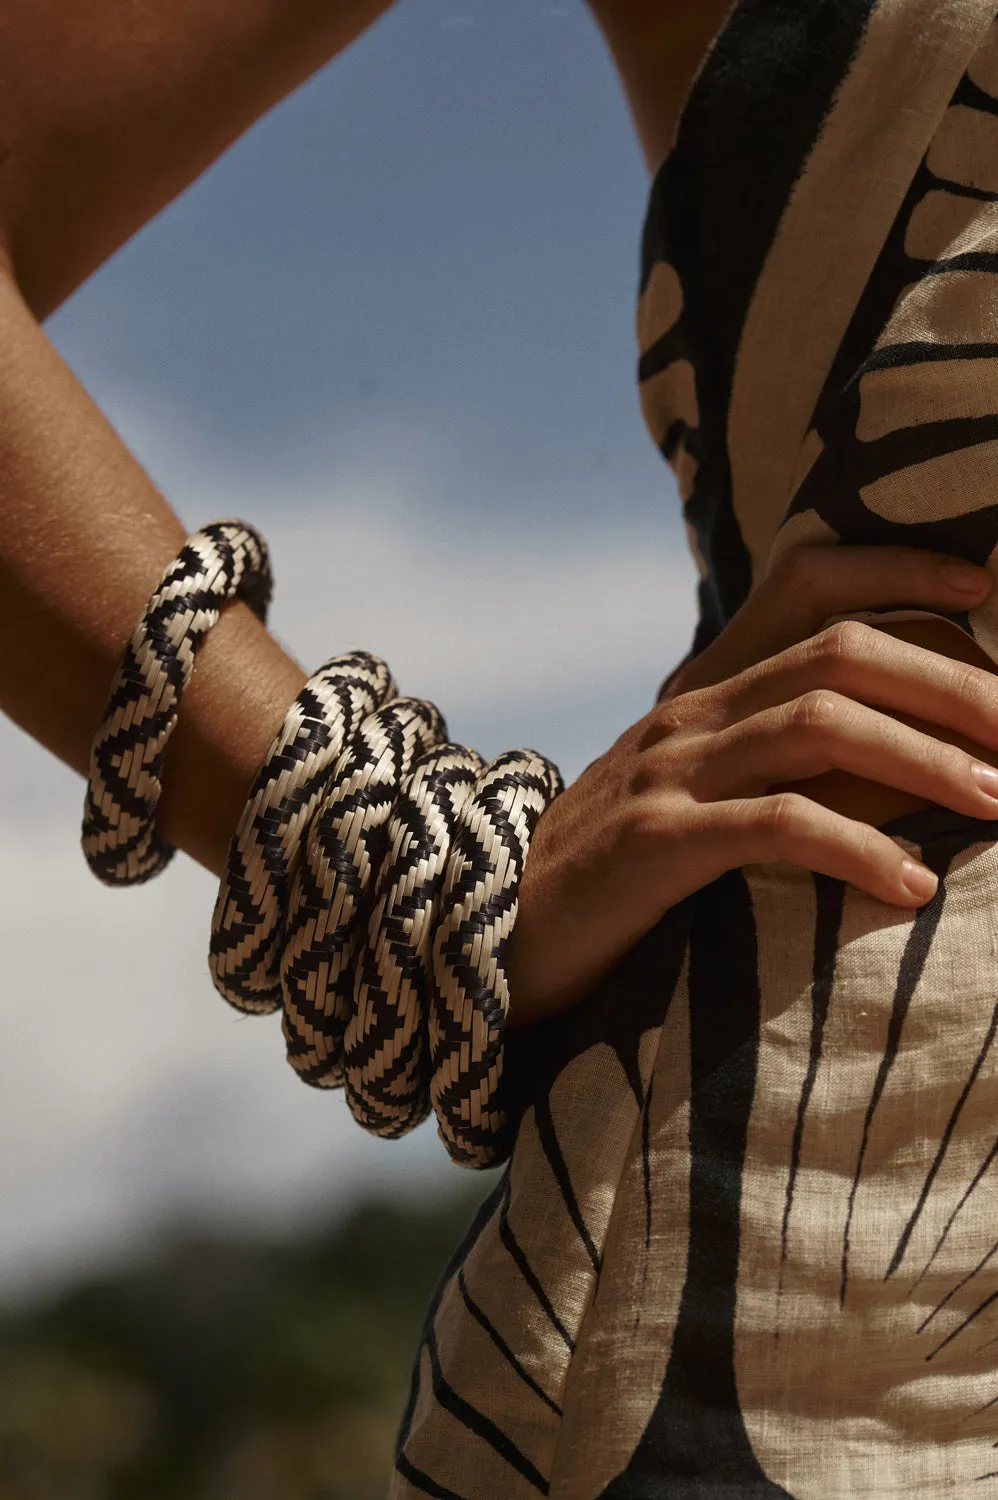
[155,599,308,879]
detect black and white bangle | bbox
[82,520,562,1168]
[82,520,271,885]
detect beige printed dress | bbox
[392,2,998,1494]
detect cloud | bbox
[0,823,452,1299]
[0,436,696,1300]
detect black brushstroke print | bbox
[779,875,844,1302]
[888,996,998,1280]
[642,0,880,654]
[840,850,952,1308]
[600,871,792,1498]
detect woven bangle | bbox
[82,521,271,885]
[207,649,398,1015]
[83,519,563,1168]
[213,669,559,1166]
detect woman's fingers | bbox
[753,545,992,657]
[693,793,939,908]
[510,548,998,1026]
[699,687,998,816]
[674,546,993,694]
[764,542,992,629]
[726,619,998,749]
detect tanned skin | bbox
[0,1,399,876]
[587,0,738,170]
[1,1,996,1025]
[0,0,731,887]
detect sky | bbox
[0,0,696,1299]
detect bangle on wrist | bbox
[82,518,562,1168]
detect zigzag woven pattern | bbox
[83,520,563,1169]
[82,521,272,884]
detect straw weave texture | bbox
[82,520,562,1169]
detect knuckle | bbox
[948,657,985,706]
[810,618,874,664]
[770,544,829,594]
[953,744,981,782]
[653,698,688,734]
[786,688,844,735]
[951,660,998,730]
[852,820,882,861]
[754,791,809,848]
[619,797,674,854]
[636,697,694,755]
[918,739,968,788]
[630,759,664,797]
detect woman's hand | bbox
[506,545,998,1026]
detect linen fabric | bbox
[390,2,998,1494]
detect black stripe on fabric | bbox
[912,1135,998,1296]
[852,415,998,490]
[888,995,998,1279]
[499,1181,575,1354]
[928,175,998,205]
[642,1075,654,1254]
[779,876,844,1298]
[393,1453,467,1500]
[395,1174,508,1457]
[457,1268,563,1418]
[423,1327,550,1493]
[924,249,998,276]
[600,872,793,1497]
[644,0,878,646]
[638,324,688,383]
[662,419,689,463]
[927,1285,998,1362]
[502,900,690,1135]
[861,339,998,372]
[791,449,998,570]
[841,859,951,1307]
[918,1234,998,1335]
[787,133,998,563]
[953,70,998,118]
[968,1389,998,1421]
[534,1095,601,1276]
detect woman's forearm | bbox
[0,266,308,879]
[0,0,400,319]
[0,0,401,875]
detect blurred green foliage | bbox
[0,1181,496,1500]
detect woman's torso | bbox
[391,7,998,1496]
[638,0,998,827]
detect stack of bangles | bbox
[80,520,563,1169]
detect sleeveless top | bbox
[640,0,998,670]
[390,4,998,1496]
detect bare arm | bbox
[0,266,309,878]
[0,0,687,894]
[0,0,399,318]
[0,0,397,878]
[585,0,736,173]
[4,0,989,1036]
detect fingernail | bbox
[973,762,998,799]
[901,859,938,900]
[940,562,991,594]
